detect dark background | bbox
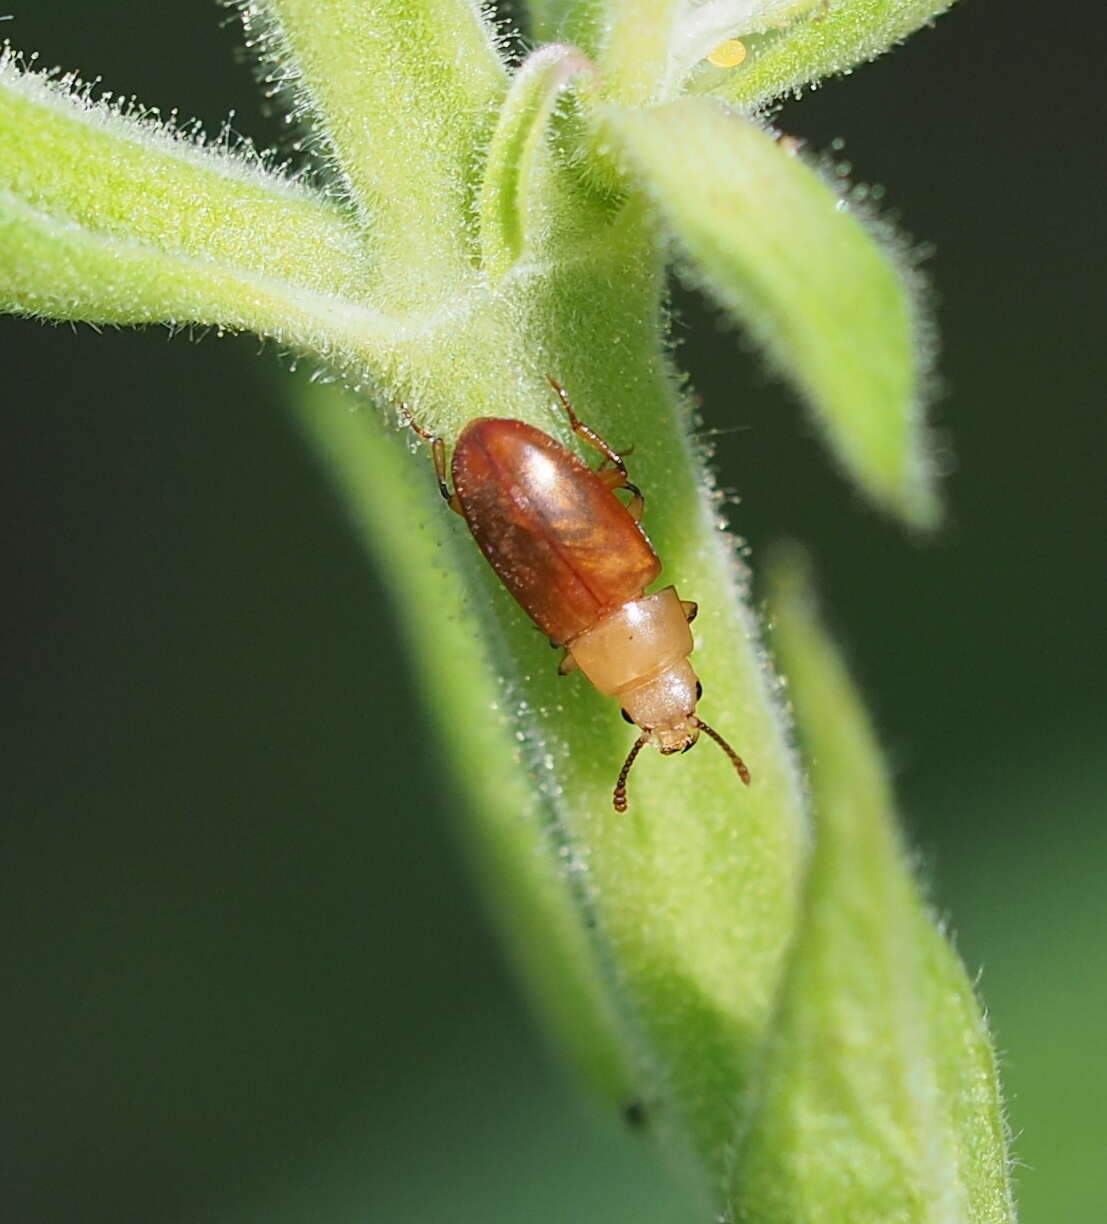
[3,2,1104,1220]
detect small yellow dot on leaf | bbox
[706,39,748,69]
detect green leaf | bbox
[0,50,452,378]
[478,43,596,277]
[232,0,507,287]
[715,0,955,109]
[0,187,397,366]
[660,0,825,100]
[729,548,1014,1222]
[608,98,937,526]
[599,0,682,106]
[292,384,644,1112]
[0,50,369,299]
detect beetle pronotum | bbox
[406,378,750,811]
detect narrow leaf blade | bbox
[0,50,368,301]
[236,0,507,286]
[478,44,595,276]
[292,385,645,1113]
[609,98,937,525]
[0,188,395,371]
[717,0,956,109]
[729,549,1014,1222]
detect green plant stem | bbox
[291,209,810,1185]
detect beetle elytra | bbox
[406,378,750,810]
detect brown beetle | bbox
[406,377,749,810]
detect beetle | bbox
[405,377,750,811]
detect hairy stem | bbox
[291,216,810,1182]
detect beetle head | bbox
[612,705,751,812]
[654,722,701,754]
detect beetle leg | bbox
[595,467,645,522]
[557,649,578,675]
[546,376,643,517]
[402,405,464,515]
[546,375,630,479]
[622,482,645,523]
[681,599,699,622]
[596,444,634,467]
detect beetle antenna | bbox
[613,733,649,812]
[693,718,751,786]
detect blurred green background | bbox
[3,2,1104,1220]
